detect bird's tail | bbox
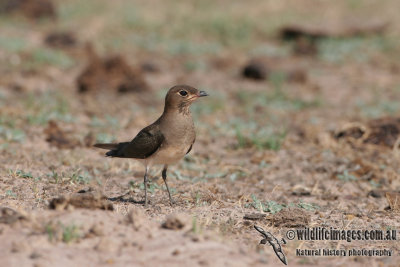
[94,142,129,157]
[93,143,119,150]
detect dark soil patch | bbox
[161,213,190,230]
[0,0,56,19]
[280,20,388,41]
[49,189,114,211]
[44,31,77,49]
[268,208,310,228]
[242,58,307,83]
[364,117,400,147]
[243,213,267,221]
[335,117,400,148]
[242,60,268,80]
[0,207,26,224]
[44,120,80,149]
[76,44,149,93]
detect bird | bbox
[94,85,208,207]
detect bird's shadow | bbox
[108,193,145,204]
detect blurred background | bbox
[1,0,400,148]
[1,0,400,265]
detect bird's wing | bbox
[115,124,165,159]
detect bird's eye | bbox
[179,90,188,97]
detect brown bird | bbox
[94,85,208,207]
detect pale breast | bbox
[150,144,190,165]
[148,112,195,165]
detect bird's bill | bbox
[188,90,209,101]
[198,91,209,97]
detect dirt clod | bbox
[0,0,56,20]
[44,120,80,149]
[44,31,76,49]
[269,208,310,227]
[161,213,190,230]
[87,224,104,237]
[30,251,42,259]
[76,45,149,93]
[334,123,366,140]
[291,185,311,196]
[243,213,266,221]
[368,190,385,198]
[280,20,388,41]
[241,58,307,83]
[364,117,400,147]
[0,207,26,224]
[335,117,400,148]
[49,190,114,211]
[242,60,267,80]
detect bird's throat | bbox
[177,102,191,115]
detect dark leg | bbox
[162,165,174,205]
[144,166,149,207]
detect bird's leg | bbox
[162,165,174,205]
[144,166,149,207]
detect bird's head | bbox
[164,85,208,114]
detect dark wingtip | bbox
[105,151,115,157]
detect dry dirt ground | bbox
[1,0,400,266]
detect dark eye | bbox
[179,90,188,97]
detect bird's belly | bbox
[150,145,188,165]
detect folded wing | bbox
[94,124,164,159]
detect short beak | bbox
[198,90,208,97]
